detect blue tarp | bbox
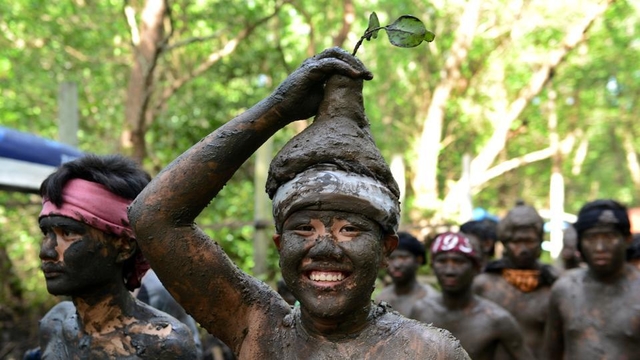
[0,126,83,193]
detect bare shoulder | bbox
[130,304,198,359]
[375,285,394,302]
[42,301,75,318]
[133,300,198,339]
[475,297,519,330]
[40,301,75,330]
[409,295,440,321]
[472,272,499,292]
[421,282,440,296]
[379,311,470,359]
[552,268,585,294]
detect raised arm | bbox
[128,47,372,349]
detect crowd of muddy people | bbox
[22,48,640,359]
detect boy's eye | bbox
[294,224,315,236]
[340,225,361,235]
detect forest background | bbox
[1,0,638,357]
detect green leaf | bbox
[365,12,381,41]
[424,29,436,43]
[384,15,430,48]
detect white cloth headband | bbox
[272,165,399,233]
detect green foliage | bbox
[352,12,435,55]
[1,2,639,339]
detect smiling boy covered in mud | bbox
[129,47,468,359]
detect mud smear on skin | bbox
[266,74,400,206]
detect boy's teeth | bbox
[310,271,344,282]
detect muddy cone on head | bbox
[267,71,401,235]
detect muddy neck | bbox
[297,301,377,340]
[440,287,474,311]
[393,276,420,295]
[72,283,137,335]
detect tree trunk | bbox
[441,0,613,217]
[122,0,167,163]
[412,0,483,212]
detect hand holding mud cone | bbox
[269,47,373,123]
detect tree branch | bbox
[123,2,140,46]
[332,0,354,48]
[151,4,283,121]
[470,0,614,178]
[472,134,576,191]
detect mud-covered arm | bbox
[128,47,372,350]
[496,312,535,360]
[542,283,565,360]
[471,273,490,296]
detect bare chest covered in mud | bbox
[239,310,442,360]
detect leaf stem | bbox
[352,26,386,56]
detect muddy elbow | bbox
[127,196,147,234]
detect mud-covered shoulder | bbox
[379,311,470,359]
[476,296,512,320]
[374,286,393,303]
[472,272,498,293]
[552,267,586,294]
[128,315,198,359]
[39,301,75,332]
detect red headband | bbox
[431,232,479,265]
[40,178,133,238]
[40,178,149,290]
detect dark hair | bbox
[40,154,151,206]
[627,234,640,261]
[461,220,497,256]
[40,153,151,290]
[461,220,497,240]
[396,231,427,265]
[574,199,631,238]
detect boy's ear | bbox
[379,234,399,268]
[273,234,282,252]
[383,234,399,256]
[115,236,137,263]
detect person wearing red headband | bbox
[36,154,197,359]
[543,199,640,359]
[410,232,533,360]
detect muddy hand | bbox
[270,47,373,122]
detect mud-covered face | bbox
[39,215,121,296]
[275,210,388,319]
[432,252,477,293]
[387,249,420,285]
[580,225,629,277]
[503,226,541,269]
